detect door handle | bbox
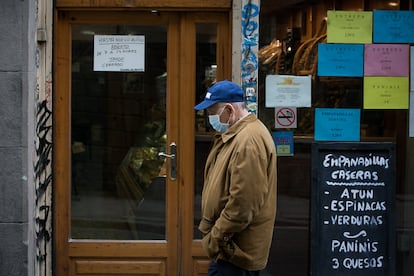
[158,142,176,180]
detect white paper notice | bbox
[94,35,145,72]
[265,75,312,107]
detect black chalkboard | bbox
[311,142,396,276]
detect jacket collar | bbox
[217,113,256,143]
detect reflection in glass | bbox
[71,25,167,240]
[194,23,218,240]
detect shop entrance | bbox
[54,10,231,275]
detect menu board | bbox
[311,142,396,276]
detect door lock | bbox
[158,142,177,180]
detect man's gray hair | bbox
[231,102,247,110]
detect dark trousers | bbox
[207,260,260,276]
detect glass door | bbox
[55,10,231,275]
[70,24,169,241]
[55,11,179,275]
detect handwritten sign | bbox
[364,44,409,76]
[327,10,372,44]
[94,35,145,72]
[265,75,311,107]
[314,108,360,141]
[363,77,409,109]
[318,44,364,77]
[373,10,414,43]
[311,142,396,276]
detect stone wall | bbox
[0,0,34,275]
[0,0,36,276]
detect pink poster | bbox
[364,44,409,76]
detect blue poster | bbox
[273,131,294,156]
[314,108,360,141]
[373,10,414,43]
[318,44,364,77]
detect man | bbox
[194,80,277,275]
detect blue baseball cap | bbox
[194,80,244,111]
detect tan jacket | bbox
[198,113,277,271]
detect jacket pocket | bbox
[220,240,236,260]
[201,232,220,260]
[227,241,250,267]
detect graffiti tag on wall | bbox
[34,99,52,276]
[35,0,54,273]
[241,0,259,113]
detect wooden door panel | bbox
[192,259,210,275]
[190,244,210,275]
[69,243,169,275]
[73,259,166,275]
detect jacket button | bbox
[223,236,230,242]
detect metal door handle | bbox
[158,142,176,180]
[158,152,175,159]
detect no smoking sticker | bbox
[275,107,297,128]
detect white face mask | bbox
[208,107,229,133]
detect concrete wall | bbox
[0,0,34,275]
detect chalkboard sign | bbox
[311,142,396,276]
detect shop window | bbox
[259,0,412,275]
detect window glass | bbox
[259,0,411,274]
[71,25,167,240]
[193,23,218,239]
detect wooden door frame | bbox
[54,11,180,276]
[55,0,231,9]
[54,8,231,276]
[178,12,231,275]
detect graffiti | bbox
[241,0,259,113]
[34,100,52,276]
[35,81,40,101]
[241,1,259,76]
[45,79,52,104]
[35,100,52,203]
[36,48,41,69]
[35,205,50,262]
[34,0,53,274]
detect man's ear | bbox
[226,103,234,113]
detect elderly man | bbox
[194,80,277,276]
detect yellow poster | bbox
[327,10,372,44]
[364,77,409,109]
